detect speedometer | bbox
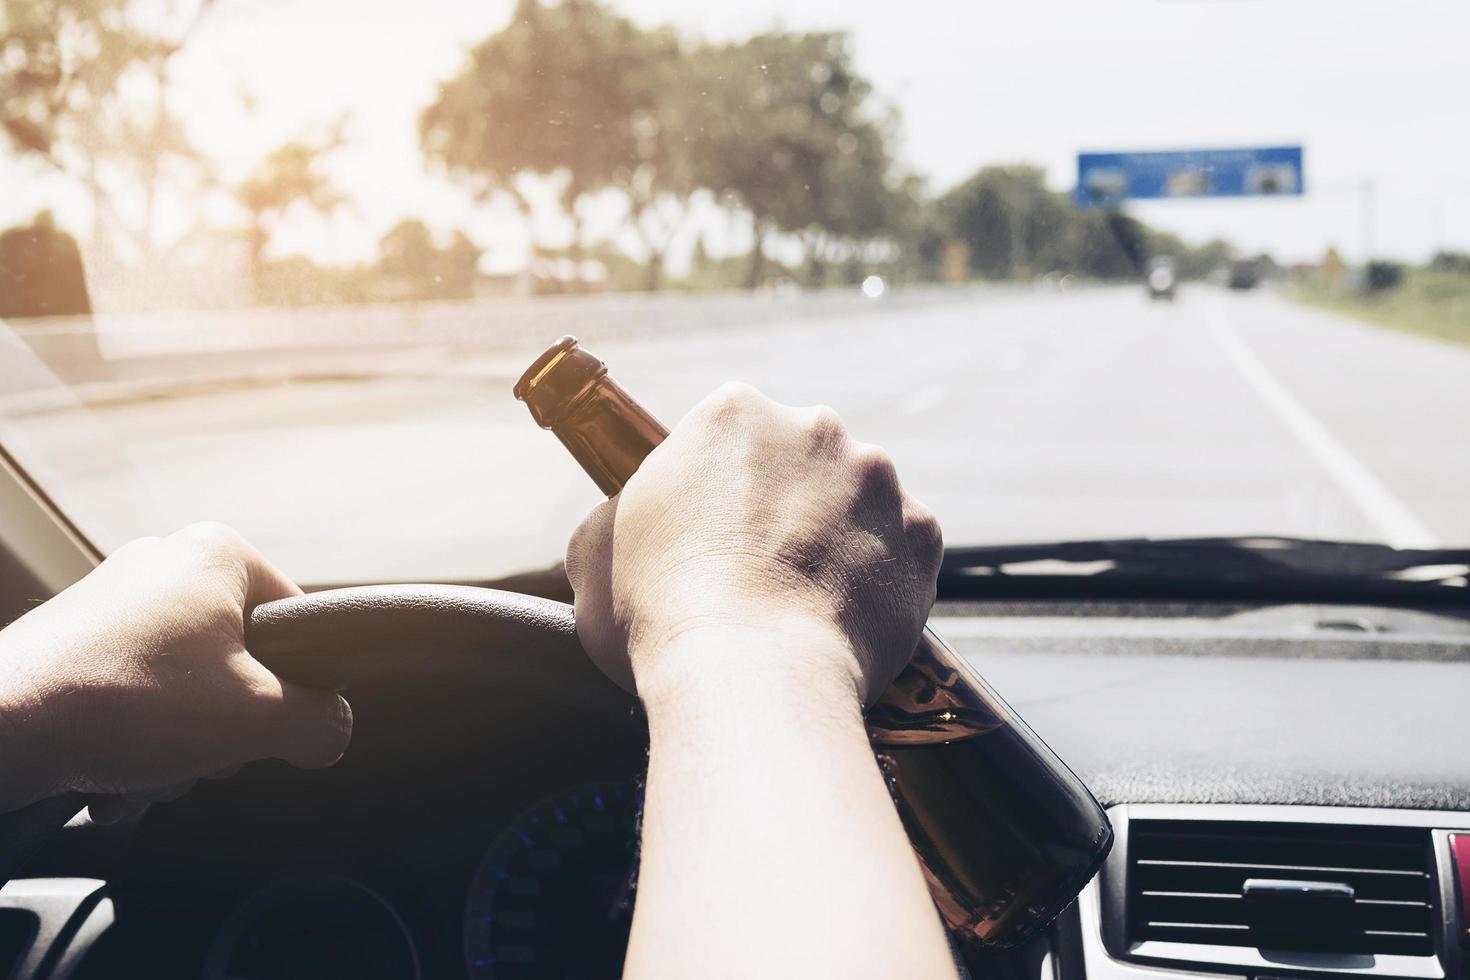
[463,781,639,979]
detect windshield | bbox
[2,0,1467,585]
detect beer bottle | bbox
[515,336,1112,947]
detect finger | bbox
[240,545,304,606]
[86,775,200,825]
[901,498,944,571]
[565,497,618,593]
[142,780,199,803]
[109,777,197,805]
[86,795,151,826]
[169,521,302,607]
[253,675,354,770]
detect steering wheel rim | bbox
[245,583,639,726]
[0,584,639,876]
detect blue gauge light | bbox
[463,781,639,979]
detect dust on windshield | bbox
[1,0,1467,585]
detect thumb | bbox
[253,673,354,770]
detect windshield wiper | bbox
[937,536,1470,605]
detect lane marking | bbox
[899,383,948,416]
[1205,304,1436,549]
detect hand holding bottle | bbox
[564,381,943,707]
[556,379,958,980]
[520,336,1110,955]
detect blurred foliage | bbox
[1364,260,1405,293]
[0,210,90,317]
[0,0,216,261]
[1429,251,1470,277]
[930,165,1234,282]
[687,31,912,287]
[378,219,481,301]
[234,123,349,300]
[251,256,375,308]
[3,0,1269,308]
[423,5,914,290]
[421,0,653,260]
[1295,267,1470,347]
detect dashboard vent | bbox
[1127,820,1434,956]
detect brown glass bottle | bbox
[515,336,1112,948]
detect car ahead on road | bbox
[1228,259,1263,290]
[1145,256,1178,300]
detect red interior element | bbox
[1450,834,1470,949]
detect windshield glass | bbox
[2,0,1467,585]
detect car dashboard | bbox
[5,597,1468,980]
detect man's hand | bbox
[564,384,956,980]
[565,381,942,705]
[0,522,351,816]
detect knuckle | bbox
[717,380,760,402]
[175,521,244,555]
[703,381,761,417]
[107,535,163,561]
[806,405,847,444]
[853,443,899,489]
[908,505,944,558]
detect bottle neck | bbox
[550,376,669,497]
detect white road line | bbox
[1205,304,1436,549]
[899,383,948,416]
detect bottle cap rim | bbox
[513,335,580,401]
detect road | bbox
[8,285,1468,585]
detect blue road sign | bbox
[1075,146,1304,207]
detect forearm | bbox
[625,624,958,980]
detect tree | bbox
[0,210,91,317]
[1177,238,1232,280]
[688,32,900,288]
[1429,250,1470,277]
[1,0,217,262]
[937,166,1072,279]
[235,124,348,303]
[379,219,482,300]
[420,0,650,264]
[616,26,702,291]
[795,111,918,287]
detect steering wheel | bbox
[0,585,637,882]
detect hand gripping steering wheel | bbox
[0,585,636,885]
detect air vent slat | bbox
[1132,862,1429,901]
[1135,830,1423,868]
[1126,820,1434,957]
[1135,894,1431,932]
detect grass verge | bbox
[1292,269,1470,347]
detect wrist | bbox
[633,614,865,722]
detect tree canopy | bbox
[3,0,1260,307]
[420,0,652,256]
[1,0,216,260]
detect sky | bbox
[6,0,1470,273]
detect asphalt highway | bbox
[10,285,1467,584]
